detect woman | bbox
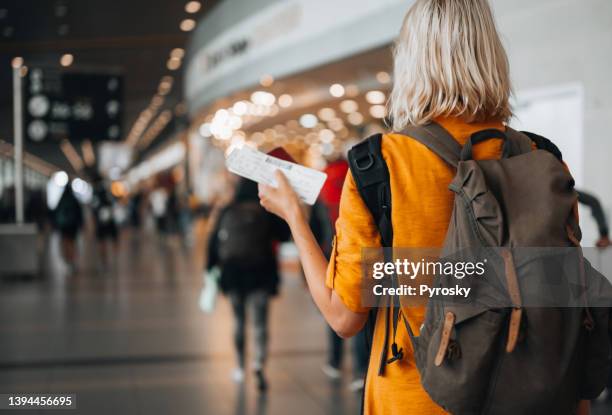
[258,0,590,414]
[207,178,289,392]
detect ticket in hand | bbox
[225,146,327,205]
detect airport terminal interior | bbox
[1,0,612,414]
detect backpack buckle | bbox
[386,342,404,364]
[354,154,375,171]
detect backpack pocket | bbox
[416,307,507,414]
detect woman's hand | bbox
[258,170,367,337]
[258,170,302,225]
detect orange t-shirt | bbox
[326,117,508,415]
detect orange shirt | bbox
[326,117,507,415]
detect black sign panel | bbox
[23,67,123,143]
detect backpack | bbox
[216,201,273,265]
[348,123,612,415]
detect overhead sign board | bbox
[23,67,124,143]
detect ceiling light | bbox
[348,112,364,126]
[185,1,201,13]
[300,114,318,129]
[316,108,334,122]
[376,71,391,84]
[228,116,243,130]
[340,100,358,114]
[180,18,196,32]
[259,74,274,87]
[366,90,386,105]
[345,84,360,97]
[328,118,344,132]
[232,101,248,116]
[278,94,293,108]
[370,105,386,119]
[319,129,335,143]
[170,48,185,59]
[167,57,181,71]
[53,171,69,187]
[60,53,73,67]
[251,91,275,106]
[329,83,345,98]
[11,56,23,69]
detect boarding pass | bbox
[225,146,327,205]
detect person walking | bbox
[257,1,592,413]
[91,180,119,269]
[206,178,289,392]
[53,184,83,273]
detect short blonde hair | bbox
[389,0,512,129]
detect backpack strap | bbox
[347,134,393,247]
[348,134,403,376]
[504,127,540,157]
[402,123,461,168]
[519,130,564,161]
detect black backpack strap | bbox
[348,134,401,375]
[347,133,393,246]
[348,134,403,376]
[520,130,564,161]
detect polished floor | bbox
[0,221,611,415]
[0,222,361,415]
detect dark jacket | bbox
[207,179,290,295]
[53,186,83,232]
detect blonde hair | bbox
[389,0,512,129]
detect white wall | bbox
[493,0,612,245]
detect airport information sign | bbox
[22,67,123,143]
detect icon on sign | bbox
[73,101,93,120]
[28,120,48,142]
[108,125,120,139]
[107,78,119,92]
[106,100,120,117]
[28,95,50,117]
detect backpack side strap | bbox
[348,133,401,376]
[347,133,393,247]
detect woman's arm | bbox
[258,171,368,338]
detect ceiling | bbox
[0,0,220,174]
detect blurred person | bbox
[577,190,612,400]
[577,189,610,248]
[25,189,51,262]
[312,158,368,391]
[128,191,143,229]
[176,191,194,247]
[166,188,180,235]
[257,1,593,414]
[91,180,119,268]
[25,189,50,231]
[0,186,15,223]
[149,186,168,236]
[206,178,289,392]
[53,184,83,271]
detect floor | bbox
[0,221,611,415]
[0,223,360,415]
